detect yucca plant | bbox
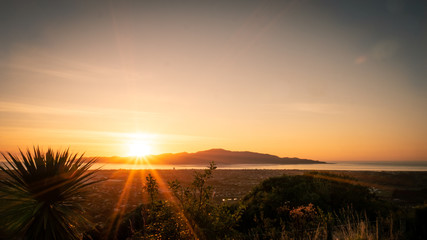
[0,147,101,240]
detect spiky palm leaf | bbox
[0,147,101,240]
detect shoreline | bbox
[88,161,427,171]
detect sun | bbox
[128,140,152,157]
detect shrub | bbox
[0,147,100,240]
[238,174,387,237]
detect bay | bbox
[90,161,427,171]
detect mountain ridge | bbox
[93,148,326,165]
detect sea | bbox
[1,160,426,171]
[89,161,427,171]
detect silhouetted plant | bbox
[112,201,190,240]
[199,164,245,239]
[0,147,100,240]
[168,162,242,239]
[145,173,158,204]
[169,162,217,215]
[192,161,217,211]
[237,174,388,238]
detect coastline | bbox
[88,161,427,171]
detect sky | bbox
[0,0,426,161]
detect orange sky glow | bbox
[1,1,426,162]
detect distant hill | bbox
[94,149,326,165]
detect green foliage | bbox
[113,201,190,240]
[0,147,100,240]
[168,162,216,214]
[333,210,402,240]
[403,204,427,240]
[84,174,190,240]
[238,174,386,238]
[192,161,217,211]
[168,162,242,239]
[145,173,158,204]
[413,204,427,239]
[305,171,358,181]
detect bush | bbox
[115,201,190,240]
[0,147,100,240]
[238,174,387,238]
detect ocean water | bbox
[1,160,426,171]
[89,161,427,171]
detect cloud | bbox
[0,126,210,146]
[0,101,156,117]
[0,46,144,83]
[285,103,344,115]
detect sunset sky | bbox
[1,0,426,161]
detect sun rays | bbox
[104,160,197,239]
[95,133,199,238]
[125,132,156,160]
[128,140,152,157]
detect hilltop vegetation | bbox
[81,165,426,240]
[2,153,427,239]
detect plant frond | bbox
[0,147,102,240]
